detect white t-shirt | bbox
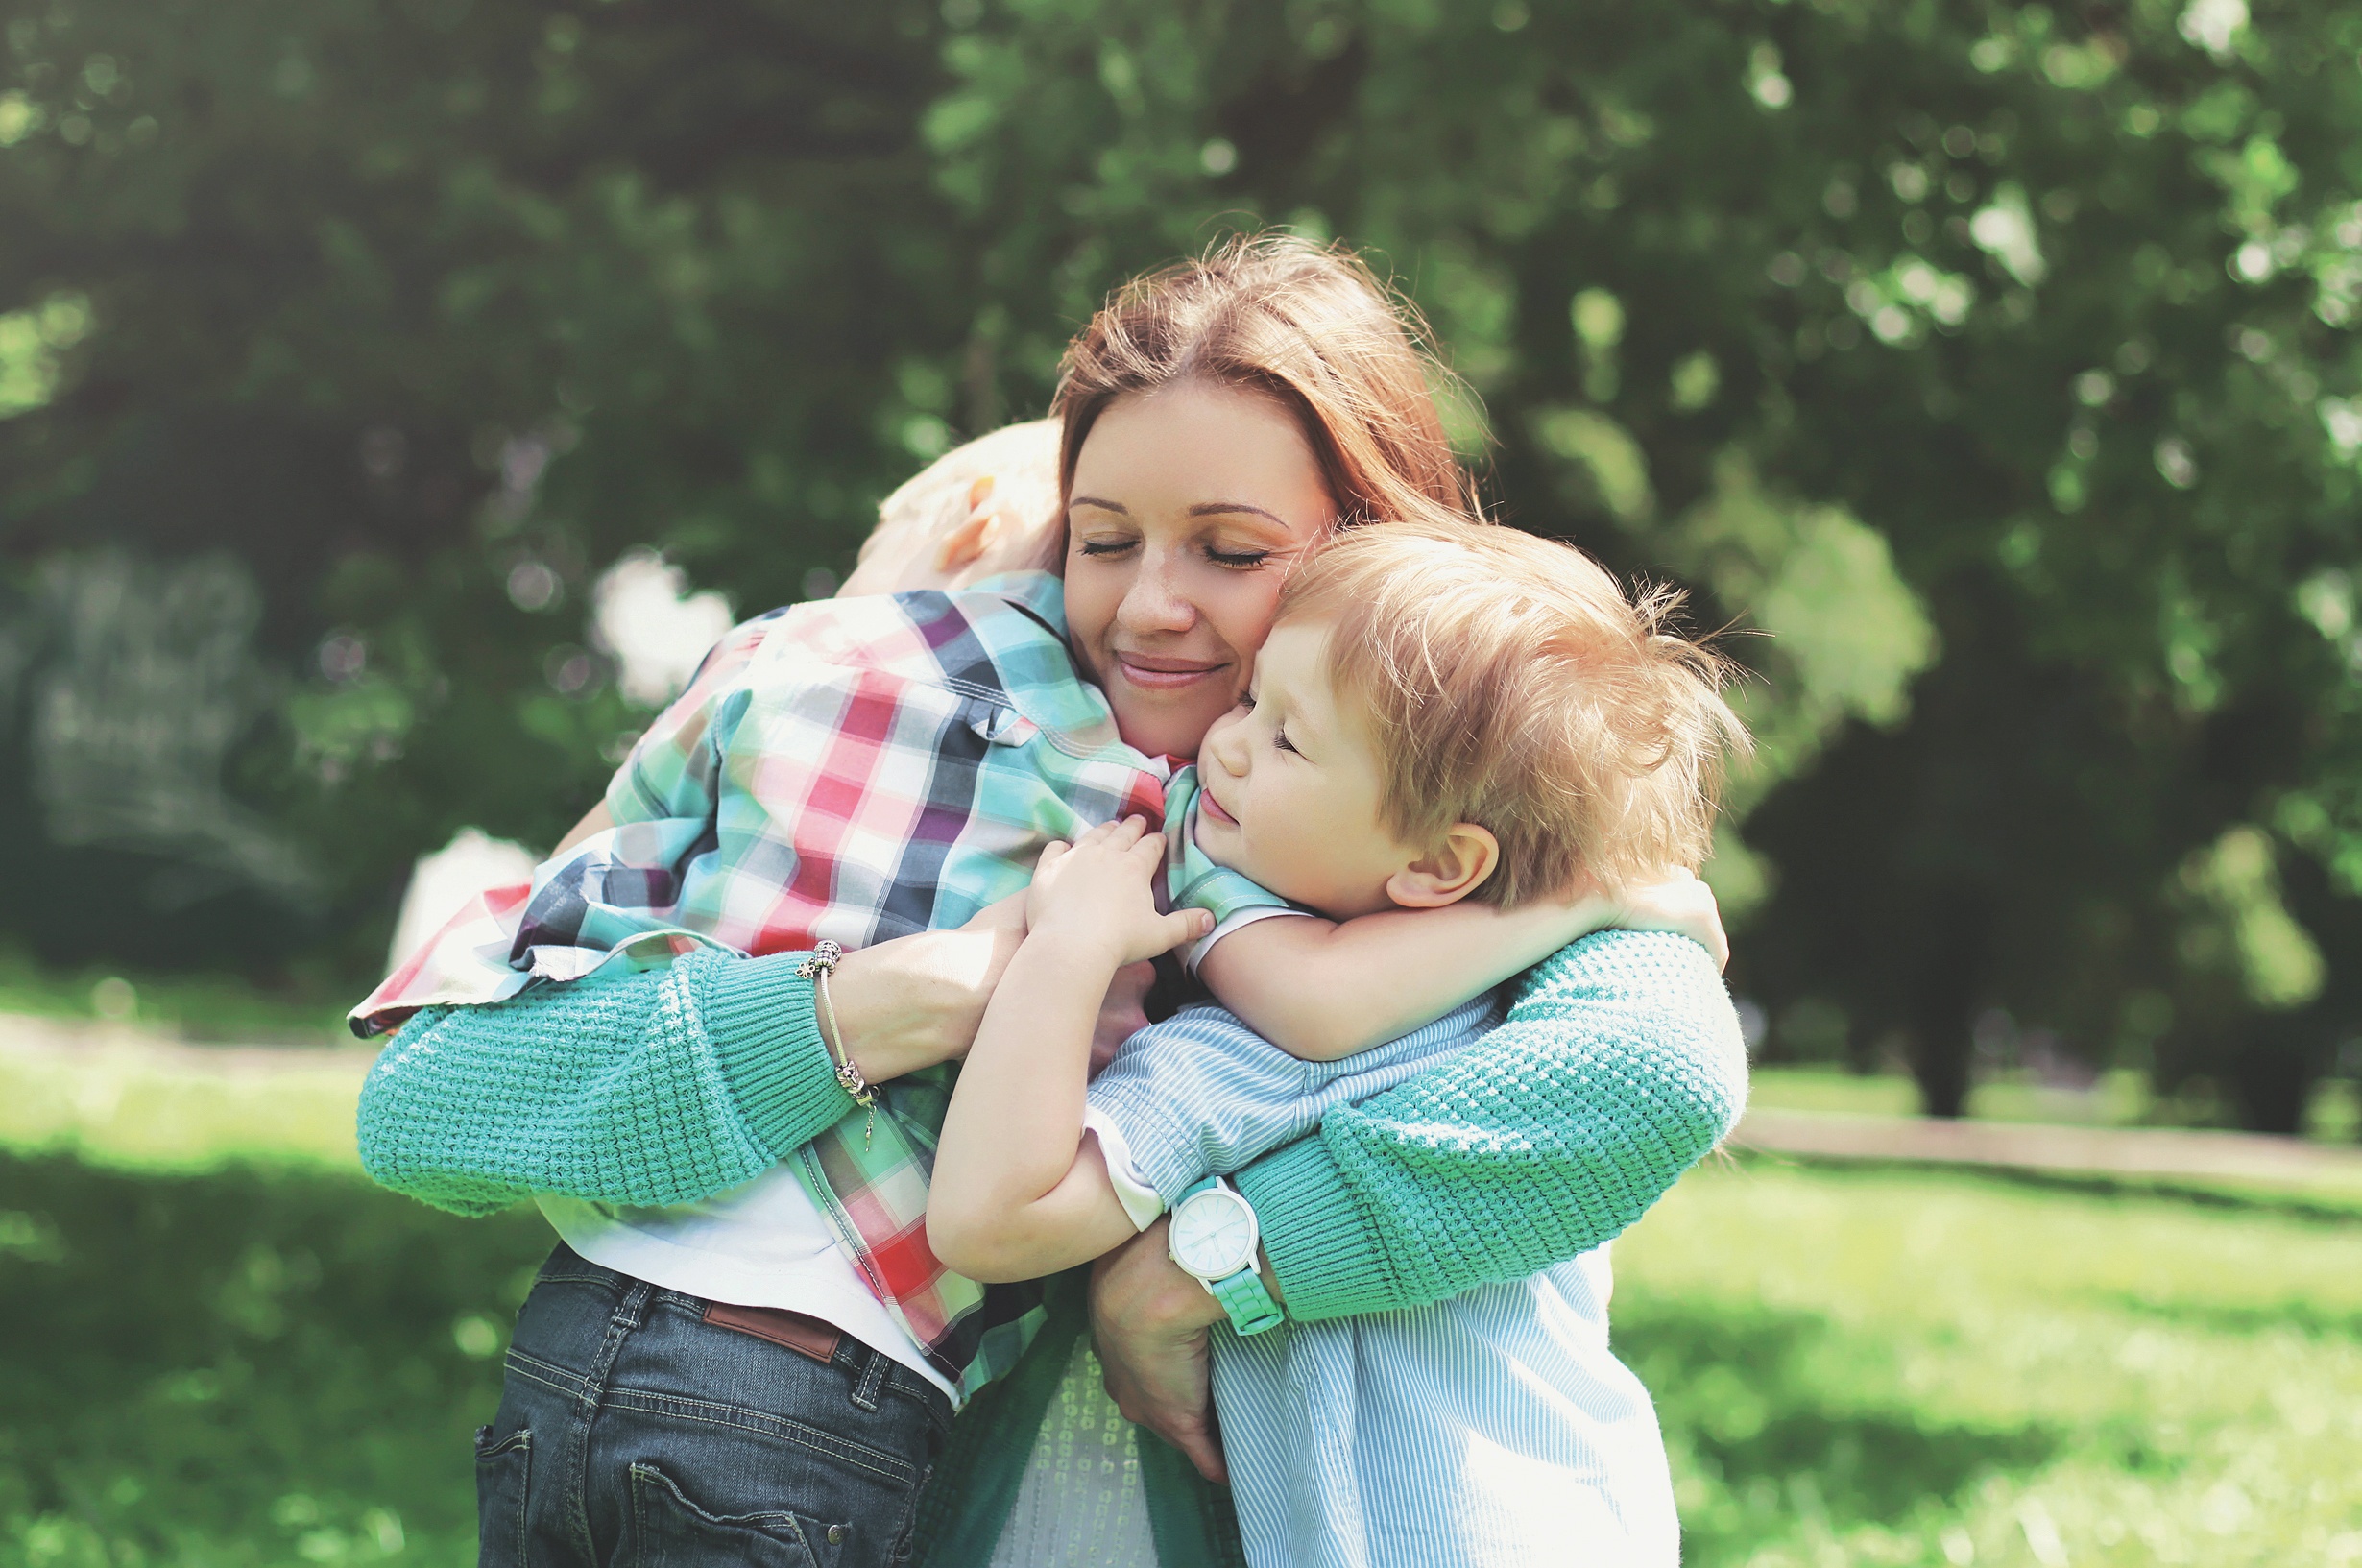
[539,1175,957,1400]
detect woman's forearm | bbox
[829,893,1026,1082]
[358,948,844,1215]
[357,896,1027,1217]
[1231,929,1747,1320]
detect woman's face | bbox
[1063,380,1336,760]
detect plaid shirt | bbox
[353,572,1280,1397]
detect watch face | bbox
[1170,1189,1258,1281]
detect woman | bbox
[354,236,1743,1567]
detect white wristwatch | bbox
[1167,1177,1285,1335]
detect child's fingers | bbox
[1034,840,1070,876]
[1107,815,1150,847]
[1155,907,1216,953]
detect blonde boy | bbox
[928,518,1747,1568]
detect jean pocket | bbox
[473,1425,532,1568]
[629,1462,848,1568]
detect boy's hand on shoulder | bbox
[1609,869,1728,971]
[1028,817,1214,968]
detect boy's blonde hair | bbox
[1278,519,1748,905]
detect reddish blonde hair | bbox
[1051,234,1479,532]
[1278,519,1750,905]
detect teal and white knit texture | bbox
[1238,929,1746,1318]
[357,947,843,1217]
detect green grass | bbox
[1617,1159,2362,1567]
[0,1155,549,1568]
[3,1052,2358,1567]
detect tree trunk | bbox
[1908,894,1991,1120]
[2227,1018,2319,1136]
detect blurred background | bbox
[2,2,2358,1566]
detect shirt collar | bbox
[968,569,1068,635]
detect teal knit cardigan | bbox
[357,929,1743,1321]
[356,929,1745,1562]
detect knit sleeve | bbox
[355,946,856,1217]
[1231,930,1747,1322]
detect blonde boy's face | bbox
[1193,619,1427,920]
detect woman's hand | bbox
[1089,1219,1230,1483]
[827,893,1159,1083]
[1611,869,1729,971]
[824,893,1028,1083]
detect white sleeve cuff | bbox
[1084,1109,1169,1232]
[1180,905,1314,974]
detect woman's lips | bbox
[1114,651,1226,691]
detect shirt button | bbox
[827,1525,846,1544]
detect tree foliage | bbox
[1,0,2355,1124]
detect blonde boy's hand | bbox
[1610,869,1729,971]
[1028,818,1212,967]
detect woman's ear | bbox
[1386,824,1500,909]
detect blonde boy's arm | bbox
[927,822,1208,1284]
[1200,872,1727,1062]
[1197,897,1622,1062]
[926,931,1169,1281]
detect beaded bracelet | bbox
[797,940,878,1142]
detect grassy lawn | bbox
[1616,1160,2362,1567]
[3,1050,2357,1566]
[0,1154,548,1568]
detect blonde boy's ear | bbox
[932,476,1005,573]
[841,418,1062,597]
[1386,824,1499,909]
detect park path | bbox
[0,1009,376,1078]
[1737,1106,2362,1201]
[0,1011,376,1170]
[5,1010,2358,1201]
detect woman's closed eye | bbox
[1206,544,1272,569]
[1076,536,1139,559]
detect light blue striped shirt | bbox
[1086,995,1681,1568]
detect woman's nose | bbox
[1115,545,1197,636]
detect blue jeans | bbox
[477,1244,954,1568]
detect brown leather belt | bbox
[702,1301,843,1365]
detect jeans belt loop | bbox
[851,1346,888,1413]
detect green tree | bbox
[918,0,2361,1124]
[2,0,2354,1126]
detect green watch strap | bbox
[1176,1176,1286,1337]
[1208,1263,1285,1336]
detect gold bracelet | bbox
[797,941,877,1143]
